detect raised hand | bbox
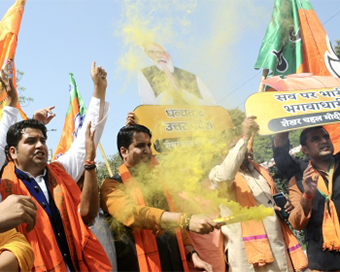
[33,106,56,125]
[126,111,138,126]
[0,194,37,233]
[302,164,318,198]
[0,70,18,107]
[85,121,96,161]
[91,61,107,91]
[242,116,259,141]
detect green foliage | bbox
[16,70,33,106]
[335,40,340,59]
[96,153,123,186]
[253,128,302,195]
[227,107,245,135]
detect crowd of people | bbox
[0,59,339,272]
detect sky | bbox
[1,0,340,162]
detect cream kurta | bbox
[209,138,294,272]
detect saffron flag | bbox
[52,73,86,161]
[0,0,27,119]
[255,0,340,77]
[254,0,340,151]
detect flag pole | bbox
[98,142,113,177]
[258,69,269,92]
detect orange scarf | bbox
[0,161,112,272]
[311,160,340,251]
[235,161,308,271]
[119,164,189,272]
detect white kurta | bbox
[0,98,110,202]
[209,138,294,272]
[0,106,18,202]
[0,106,18,169]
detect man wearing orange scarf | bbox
[0,62,112,271]
[277,126,340,271]
[101,124,219,272]
[209,116,307,272]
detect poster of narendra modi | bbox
[138,41,216,106]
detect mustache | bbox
[319,144,331,150]
[157,58,168,63]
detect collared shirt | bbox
[22,169,49,202]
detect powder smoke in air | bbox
[114,0,197,77]
[109,0,275,236]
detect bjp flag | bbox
[0,0,26,119]
[52,73,86,161]
[254,0,340,151]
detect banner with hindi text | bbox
[245,87,340,135]
[134,105,233,154]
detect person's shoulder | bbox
[140,65,157,75]
[101,174,122,187]
[109,173,122,183]
[49,161,66,172]
[334,152,340,162]
[174,67,196,77]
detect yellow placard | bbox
[134,105,233,153]
[245,87,340,135]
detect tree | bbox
[335,40,340,59]
[16,70,33,106]
[227,107,245,135]
[96,153,123,186]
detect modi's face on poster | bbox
[145,43,168,61]
[144,43,174,72]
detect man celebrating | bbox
[209,116,307,272]
[138,41,216,105]
[0,62,112,271]
[281,126,340,271]
[101,123,219,272]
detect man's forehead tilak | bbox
[20,128,46,141]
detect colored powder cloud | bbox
[113,0,269,106]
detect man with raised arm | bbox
[101,123,219,272]
[209,116,307,272]
[280,126,340,271]
[0,62,112,271]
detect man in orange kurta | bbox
[101,124,219,272]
